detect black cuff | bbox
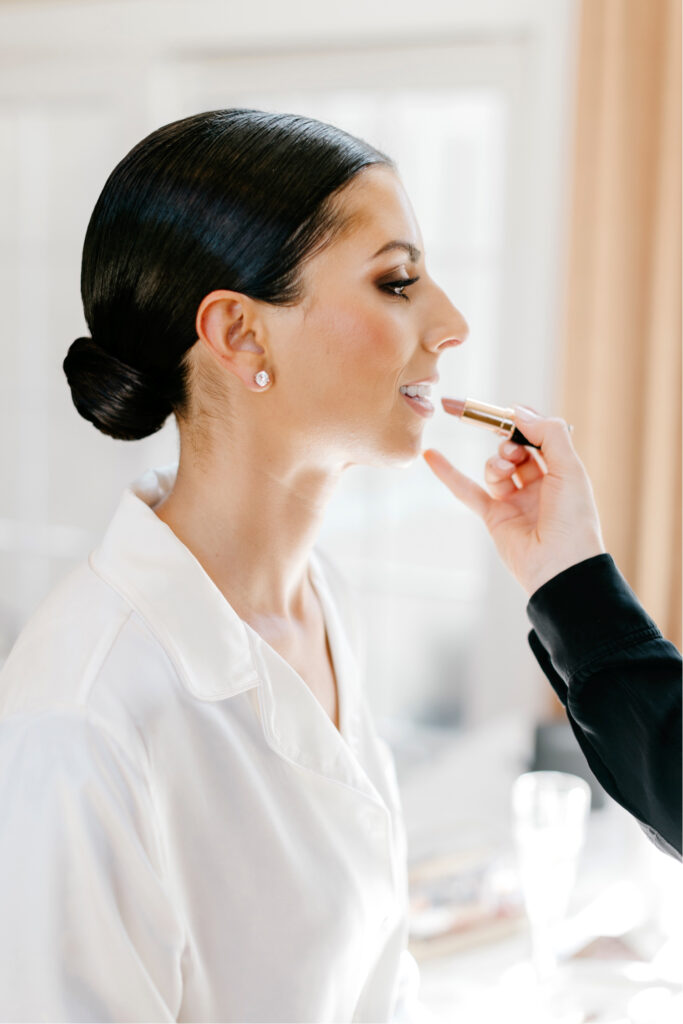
[525,554,662,683]
[527,629,569,705]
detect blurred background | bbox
[0,0,680,1021]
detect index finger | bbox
[422,448,493,520]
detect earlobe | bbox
[195,291,270,391]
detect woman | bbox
[0,108,461,1024]
[0,108,678,1024]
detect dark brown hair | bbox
[63,108,394,441]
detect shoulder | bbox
[0,560,180,749]
[0,705,168,888]
[0,705,142,783]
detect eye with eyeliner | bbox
[379,275,420,300]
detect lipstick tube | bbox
[443,397,541,449]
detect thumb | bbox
[513,406,576,472]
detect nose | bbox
[422,283,470,353]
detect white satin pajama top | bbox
[0,463,420,1024]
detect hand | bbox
[422,405,607,597]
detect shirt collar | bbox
[89,462,260,701]
[88,462,381,804]
[88,464,356,711]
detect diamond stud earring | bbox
[254,370,270,389]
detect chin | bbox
[390,451,422,470]
[357,436,424,470]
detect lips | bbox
[400,392,434,418]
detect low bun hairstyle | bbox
[65,337,178,441]
[63,109,395,441]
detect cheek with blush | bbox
[316,306,402,394]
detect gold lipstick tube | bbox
[460,398,540,449]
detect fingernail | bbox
[514,405,538,422]
[503,442,518,457]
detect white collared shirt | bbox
[0,463,421,1023]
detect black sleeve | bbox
[526,553,682,859]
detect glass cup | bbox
[512,771,591,990]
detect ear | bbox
[195,290,270,391]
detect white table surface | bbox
[384,714,683,1024]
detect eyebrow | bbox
[371,240,422,262]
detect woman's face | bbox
[243,164,469,469]
[267,165,470,468]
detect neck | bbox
[152,432,344,627]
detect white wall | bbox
[0,0,580,730]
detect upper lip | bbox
[400,373,439,387]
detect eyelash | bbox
[381,276,420,300]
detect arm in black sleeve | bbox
[526,554,682,859]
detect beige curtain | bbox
[558,0,681,652]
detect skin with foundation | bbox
[153,165,469,730]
